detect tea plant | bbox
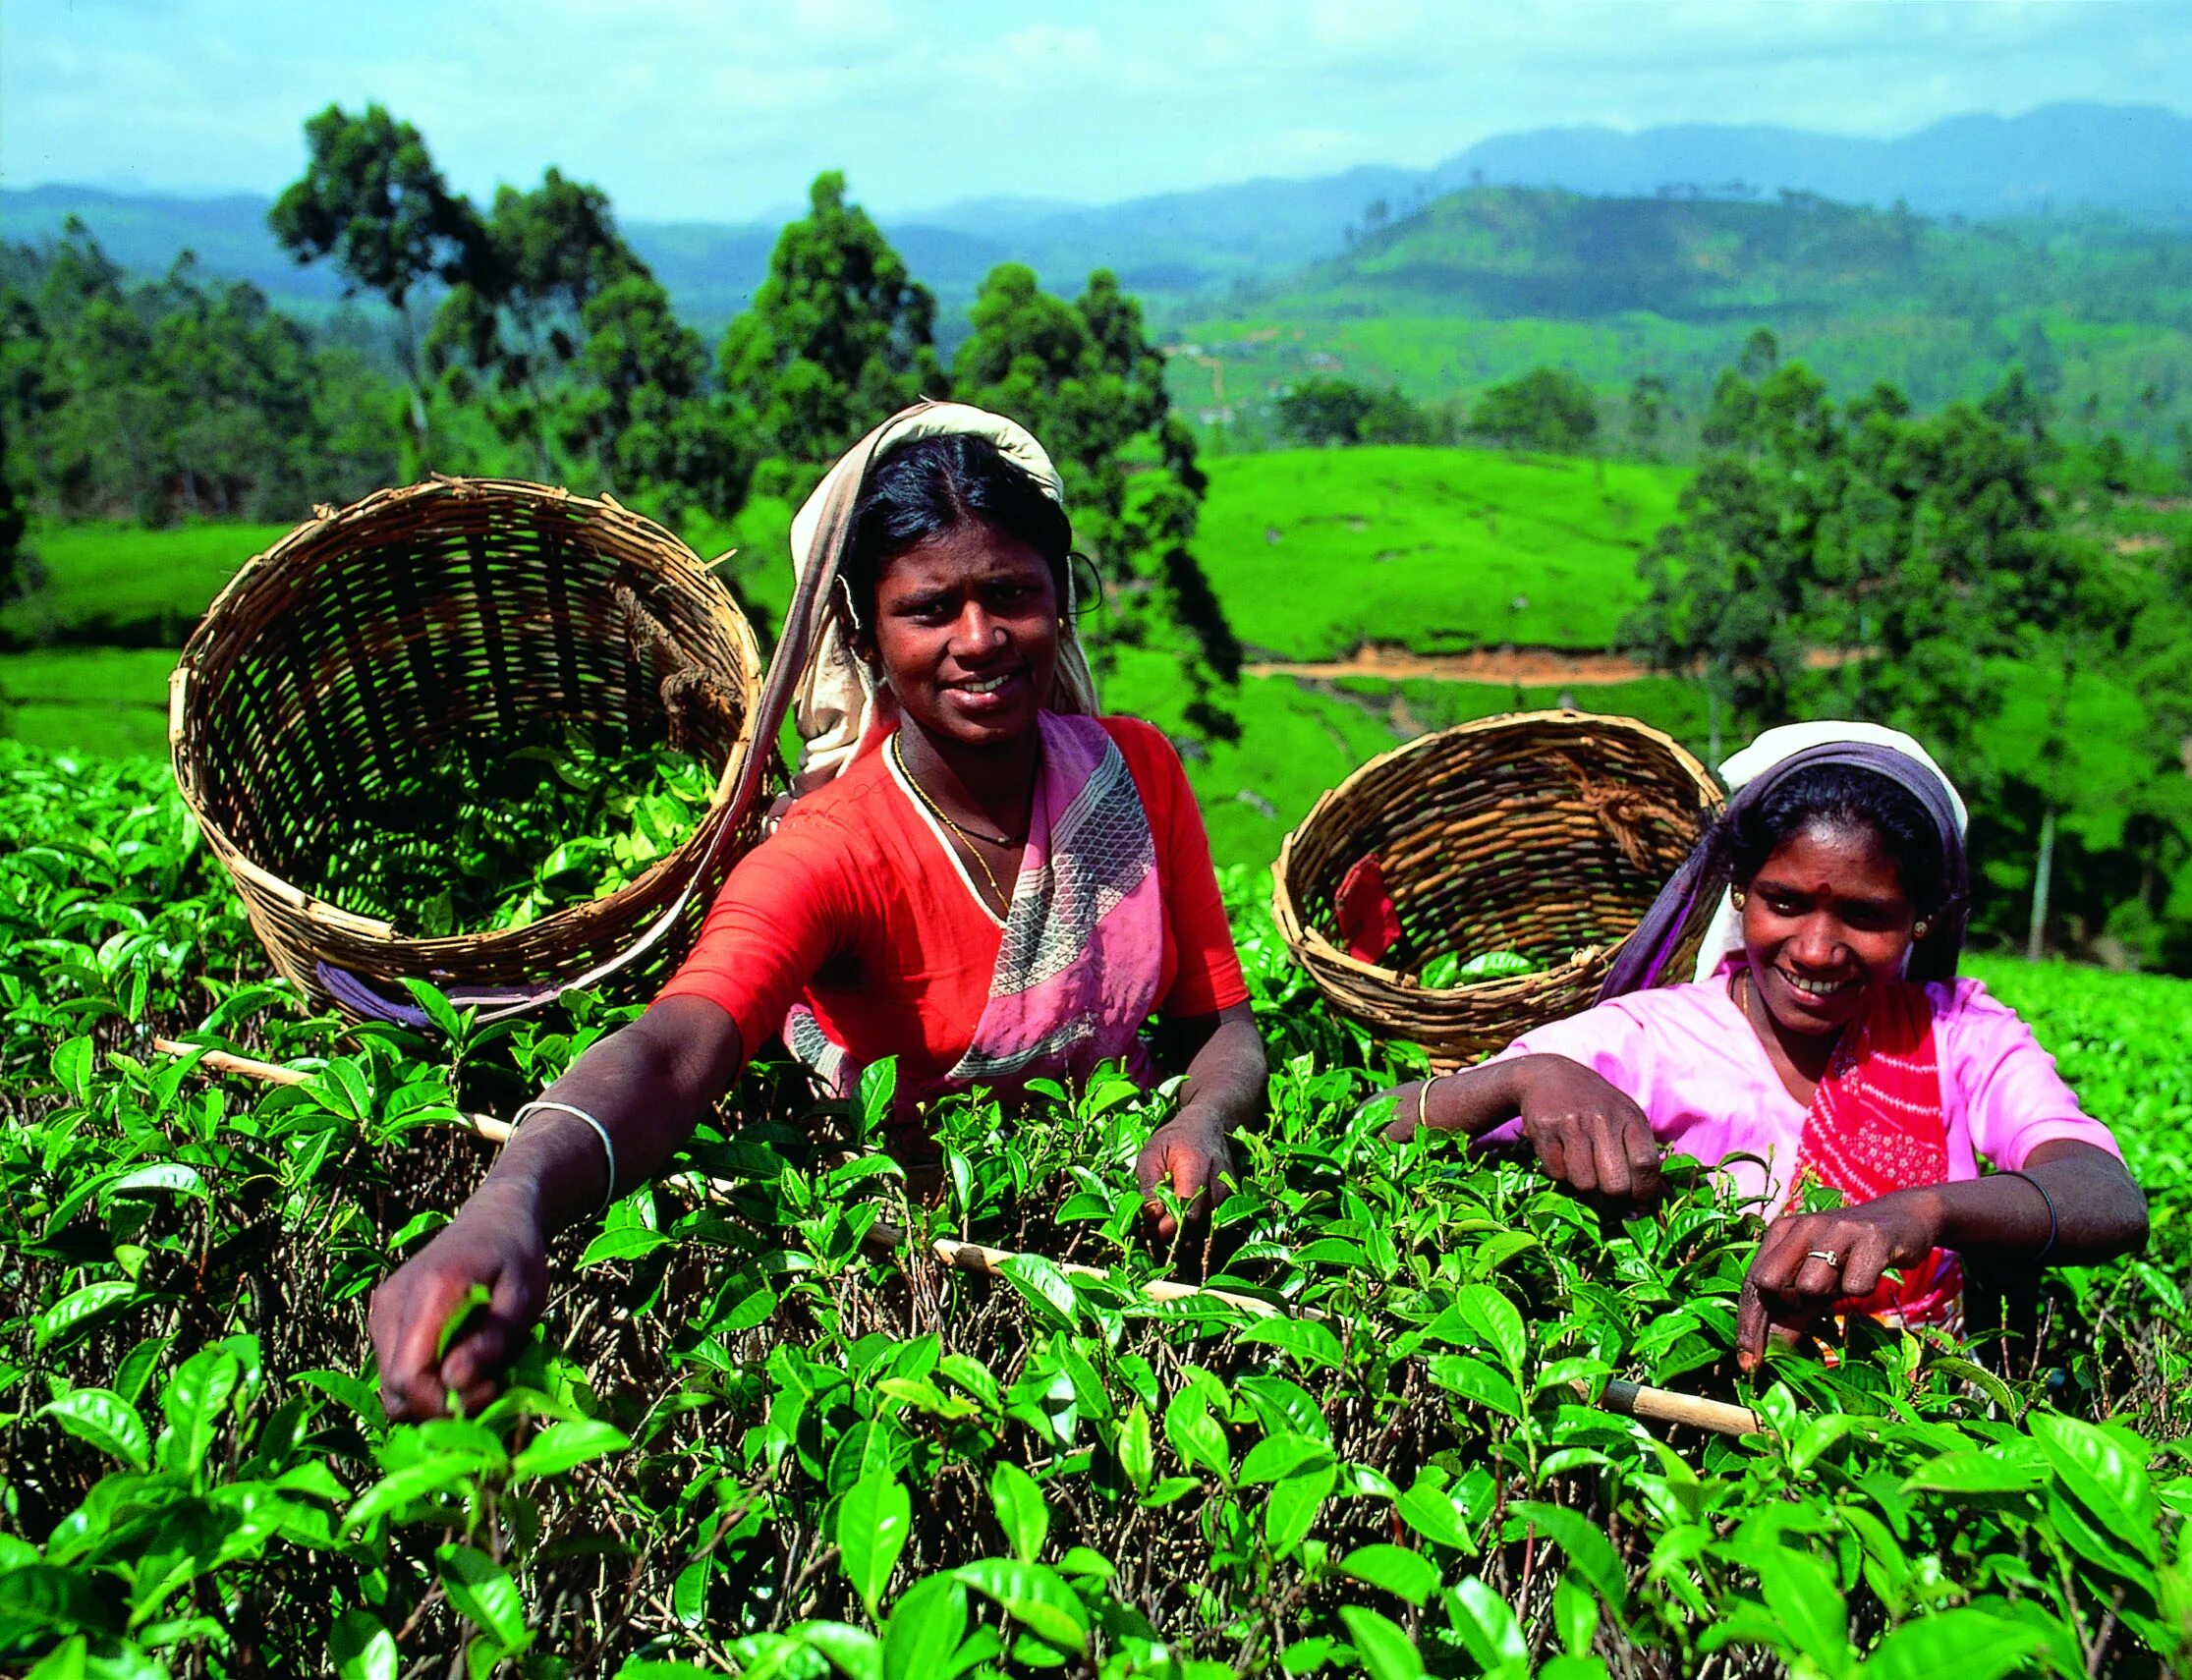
[0,738,2188,1677]
[295,733,721,936]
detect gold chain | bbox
[892,736,1017,911]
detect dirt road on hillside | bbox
[1246,644,1856,686]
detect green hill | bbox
[1195,445,1686,661]
[1170,188,2192,452]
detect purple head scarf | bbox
[1599,725,1970,1002]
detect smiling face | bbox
[1739,819,1920,1038]
[866,517,1061,751]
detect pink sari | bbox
[784,711,1164,1113]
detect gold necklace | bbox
[891,736,1019,909]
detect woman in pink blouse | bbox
[1378,723,2147,1369]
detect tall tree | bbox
[427,168,643,478]
[0,413,25,606]
[718,172,942,476]
[269,103,483,462]
[561,273,723,514]
[955,263,1240,739]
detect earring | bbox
[1731,889,1747,910]
[1913,919,1930,939]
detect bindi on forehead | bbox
[1757,821,1910,905]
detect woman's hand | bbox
[1735,1190,1941,1372]
[1509,1059,1662,1204]
[1369,1056,1661,1206]
[1136,1111,1235,1240]
[368,1180,548,1421]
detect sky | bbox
[4,0,2188,223]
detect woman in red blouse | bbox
[369,404,1267,1420]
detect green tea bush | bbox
[292,735,720,936]
[1,739,2188,1677]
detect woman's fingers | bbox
[1738,1217,1819,1368]
[439,1260,540,1402]
[372,1266,478,1422]
[1529,1119,1570,1185]
[1137,1128,1226,1239]
[1623,1117,1663,1204]
[1738,1212,1910,1370]
[1836,1224,1894,1300]
[1591,1121,1634,1201]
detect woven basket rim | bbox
[169,475,766,957]
[1271,707,1719,996]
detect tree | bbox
[1275,377,1446,447]
[2,221,403,524]
[718,172,943,476]
[1626,373,1672,458]
[0,413,25,605]
[427,168,644,478]
[1466,367,1598,452]
[1738,327,1780,380]
[1275,378,1376,446]
[560,274,725,515]
[954,262,1240,739]
[269,103,484,462]
[1620,344,2192,960]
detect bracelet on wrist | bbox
[1414,1071,1447,1131]
[509,1098,618,1215]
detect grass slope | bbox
[1196,446,1685,660]
[0,647,177,758]
[4,521,287,646]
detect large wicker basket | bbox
[170,477,767,1022]
[1273,710,1722,1069]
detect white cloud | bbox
[1,0,2183,220]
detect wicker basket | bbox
[1272,710,1722,1069]
[169,477,767,1022]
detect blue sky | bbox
[4,0,2187,221]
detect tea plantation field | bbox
[3,737,2191,1676]
[0,445,1702,871]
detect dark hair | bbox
[842,433,1073,629]
[1722,761,1948,916]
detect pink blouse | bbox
[1482,972,2122,1208]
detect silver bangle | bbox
[1415,1071,1448,1130]
[510,1098,618,1213]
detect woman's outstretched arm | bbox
[368,996,744,1421]
[1141,1000,1266,1239]
[1376,1054,1663,1204]
[1735,1140,2149,1370]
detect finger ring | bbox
[1806,1249,1842,1268]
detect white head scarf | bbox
[784,400,1100,796]
[1690,720,1969,981]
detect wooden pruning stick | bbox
[153,1038,1764,1437]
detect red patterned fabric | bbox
[1785,982,1963,1328]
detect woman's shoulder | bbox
[751,752,905,867]
[1919,974,2042,1045]
[1095,712,1176,758]
[1510,979,1729,1055]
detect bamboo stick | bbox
[154,1039,1762,1436]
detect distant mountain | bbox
[1163,185,2192,452]
[1436,103,2192,229]
[5,102,2186,332]
[1241,183,2192,330]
